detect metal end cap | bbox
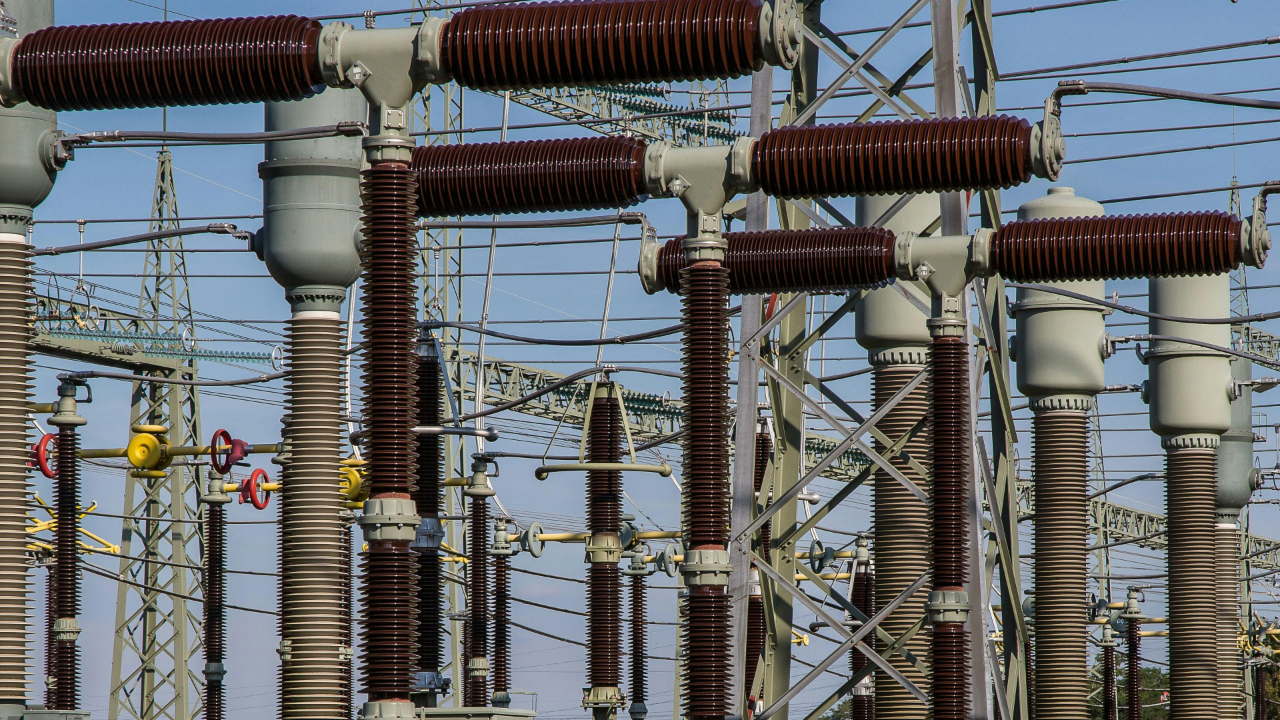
[1161,434,1221,450]
[361,701,417,719]
[583,686,627,709]
[758,0,800,70]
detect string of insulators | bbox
[751,116,1034,199]
[492,555,511,700]
[412,137,648,218]
[587,392,624,691]
[11,16,324,111]
[439,0,765,90]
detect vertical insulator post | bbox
[585,385,625,720]
[625,562,649,720]
[491,551,511,708]
[412,341,446,706]
[466,492,490,707]
[1125,607,1141,720]
[1099,624,1118,720]
[201,468,230,720]
[744,428,771,711]
[48,379,86,711]
[849,547,873,720]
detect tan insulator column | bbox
[1012,187,1109,720]
[258,88,365,720]
[855,194,936,720]
[1216,356,1257,719]
[1147,273,1233,720]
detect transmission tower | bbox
[107,147,205,720]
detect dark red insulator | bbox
[492,556,511,698]
[655,228,897,295]
[929,336,971,720]
[683,586,731,720]
[849,567,873,720]
[415,360,443,677]
[412,137,648,218]
[587,392,623,691]
[12,16,324,111]
[204,504,226,720]
[990,211,1242,281]
[752,116,1033,199]
[629,574,647,705]
[441,0,764,91]
[681,263,731,550]
[358,543,420,701]
[1127,619,1141,720]
[467,496,490,708]
[51,426,79,711]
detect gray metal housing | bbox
[255,89,366,313]
[1217,357,1256,514]
[0,0,56,235]
[1146,273,1232,446]
[1011,187,1108,411]
[854,194,936,365]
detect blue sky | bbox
[23,0,1280,717]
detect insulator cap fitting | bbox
[358,497,421,542]
[583,686,627,710]
[410,516,444,552]
[203,662,227,684]
[467,656,491,679]
[759,0,801,70]
[362,701,417,719]
[682,548,731,586]
[53,617,81,642]
[926,590,971,624]
[584,532,623,565]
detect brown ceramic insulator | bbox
[204,503,226,720]
[682,586,730,720]
[1102,644,1117,720]
[1026,638,1036,717]
[43,570,54,708]
[929,337,970,720]
[681,263,731,549]
[1031,410,1089,720]
[1165,448,1218,720]
[871,363,931,720]
[360,162,419,497]
[492,556,511,697]
[440,0,764,91]
[12,15,324,111]
[588,564,622,689]
[358,543,419,701]
[849,567,873,720]
[630,574,647,704]
[341,524,353,720]
[930,624,969,720]
[412,137,648,218]
[415,359,443,676]
[744,595,764,704]
[467,496,490,707]
[752,431,773,557]
[1254,664,1267,720]
[1126,619,1140,720]
[990,211,1242,282]
[587,391,623,691]
[1216,518,1242,720]
[52,426,79,711]
[654,228,897,295]
[752,116,1033,200]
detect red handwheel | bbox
[209,429,233,474]
[34,433,58,479]
[239,468,271,510]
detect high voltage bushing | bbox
[744,427,771,714]
[464,457,495,709]
[1011,188,1108,720]
[411,339,448,707]
[1120,589,1143,720]
[621,551,653,720]
[1218,356,1258,720]
[0,0,802,111]
[584,385,626,720]
[849,539,873,720]
[200,468,231,720]
[1144,271,1231,720]
[46,378,87,713]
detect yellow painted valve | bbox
[126,432,169,470]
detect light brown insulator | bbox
[1126,619,1140,720]
[358,160,420,703]
[1165,447,1217,720]
[440,0,764,91]
[929,336,970,720]
[412,137,649,218]
[280,315,348,720]
[1217,516,1242,720]
[872,363,931,720]
[990,211,1242,282]
[204,503,226,720]
[43,571,54,708]
[415,359,443,678]
[680,261,731,720]
[0,241,32,704]
[654,228,897,295]
[587,393,623,691]
[467,496,490,708]
[751,116,1033,200]
[12,16,324,111]
[492,556,511,699]
[51,427,79,711]
[1031,410,1089,720]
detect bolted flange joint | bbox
[52,617,80,642]
[358,497,421,543]
[584,532,623,565]
[203,662,227,684]
[583,686,627,710]
[926,590,971,624]
[682,548,731,587]
[361,700,417,719]
[410,516,444,553]
[467,656,490,679]
[758,0,801,70]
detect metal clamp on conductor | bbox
[534,380,672,480]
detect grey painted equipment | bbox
[1011,187,1106,720]
[258,90,366,720]
[0,1,55,717]
[854,193,936,720]
[1145,272,1232,720]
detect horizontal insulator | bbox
[441,0,764,91]
[655,227,897,294]
[413,137,648,217]
[990,211,1242,281]
[752,116,1033,198]
[12,16,324,111]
